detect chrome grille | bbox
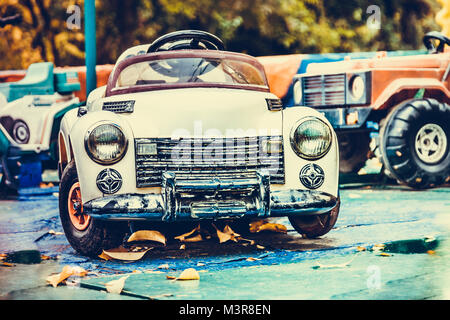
[303,74,346,107]
[135,136,285,187]
[103,100,135,113]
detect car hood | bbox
[99,88,282,138]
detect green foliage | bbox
[0,0,441,70]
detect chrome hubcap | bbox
[415,123,447,164]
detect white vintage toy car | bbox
[58,30,340,256]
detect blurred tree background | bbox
[0,0,443,70]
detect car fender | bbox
[373,77,450,110]
[66,110,136,202]
[279,106,339,198]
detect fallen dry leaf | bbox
[105,275,129,294]
[127,230,166,245]
[98,251,113,261]
[102,247,151,261]
[179,244,186,250]
[213,224,240,243]
[175,224,202,242]
[256,223,287,234]
[182,234,203,243]
[356,246,366,252]
[46,265,87,288]
[256,245,265,250]
[379,252,391,257]
[246,257,261,262]
[249,220,267,233]
[177,268,200,281]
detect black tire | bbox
[337,132,370,173]
[288,198,340,238]
[59,161,125,257]
[379,98,450,189]
[11,120,30,144]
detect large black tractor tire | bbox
[59,161,125,257]
[337,132,370,174]
[289,198,340,238]
[379,98,450,189]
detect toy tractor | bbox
[292,31,450,189]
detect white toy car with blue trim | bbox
[58,30,340,256]
[0,62,80,192]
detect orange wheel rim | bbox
[67,182,90,231]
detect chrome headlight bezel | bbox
[290,117,333,160]
[84,122,128,165]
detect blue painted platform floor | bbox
[0,182,449,300]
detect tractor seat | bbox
[0,62,54,102]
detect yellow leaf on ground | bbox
[175,224,201,242]
[256,223,287,233]
[213,224,240,243]
[249,220,267,233]
[379,252,391,257]
[127,230,166,245]
[182,234,203,242]
[102,247,151,261]
[46,265,87,288]
[105,275,129,294]
[177,268,200,281]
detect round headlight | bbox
[350,75,365,100]
[85,123,128,164]
[293,80,303,105]
[290,117,332,160]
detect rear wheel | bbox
[289,198,340,238]
[379,98,450,188]
[59,161,125,256]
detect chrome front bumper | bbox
[84,171,338,221]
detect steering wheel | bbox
[147,30,225,53]
[423,31,450,54]
[147,30,224,78]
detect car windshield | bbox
[115,56,268,89]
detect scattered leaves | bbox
[249,220,287,233]
[127,230,166,246]
[105,275,129,294]
[256,223,287,234]
[177,268,200,281]
[246,257,261,262]
[378,252,391,257]
[175,224,203,242]
[212,224,240,243]
[46,265,88,288]
[167,268,201,281]
[102,246,151,261]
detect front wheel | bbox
[288,198,340,238]
[59,161,125,256]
